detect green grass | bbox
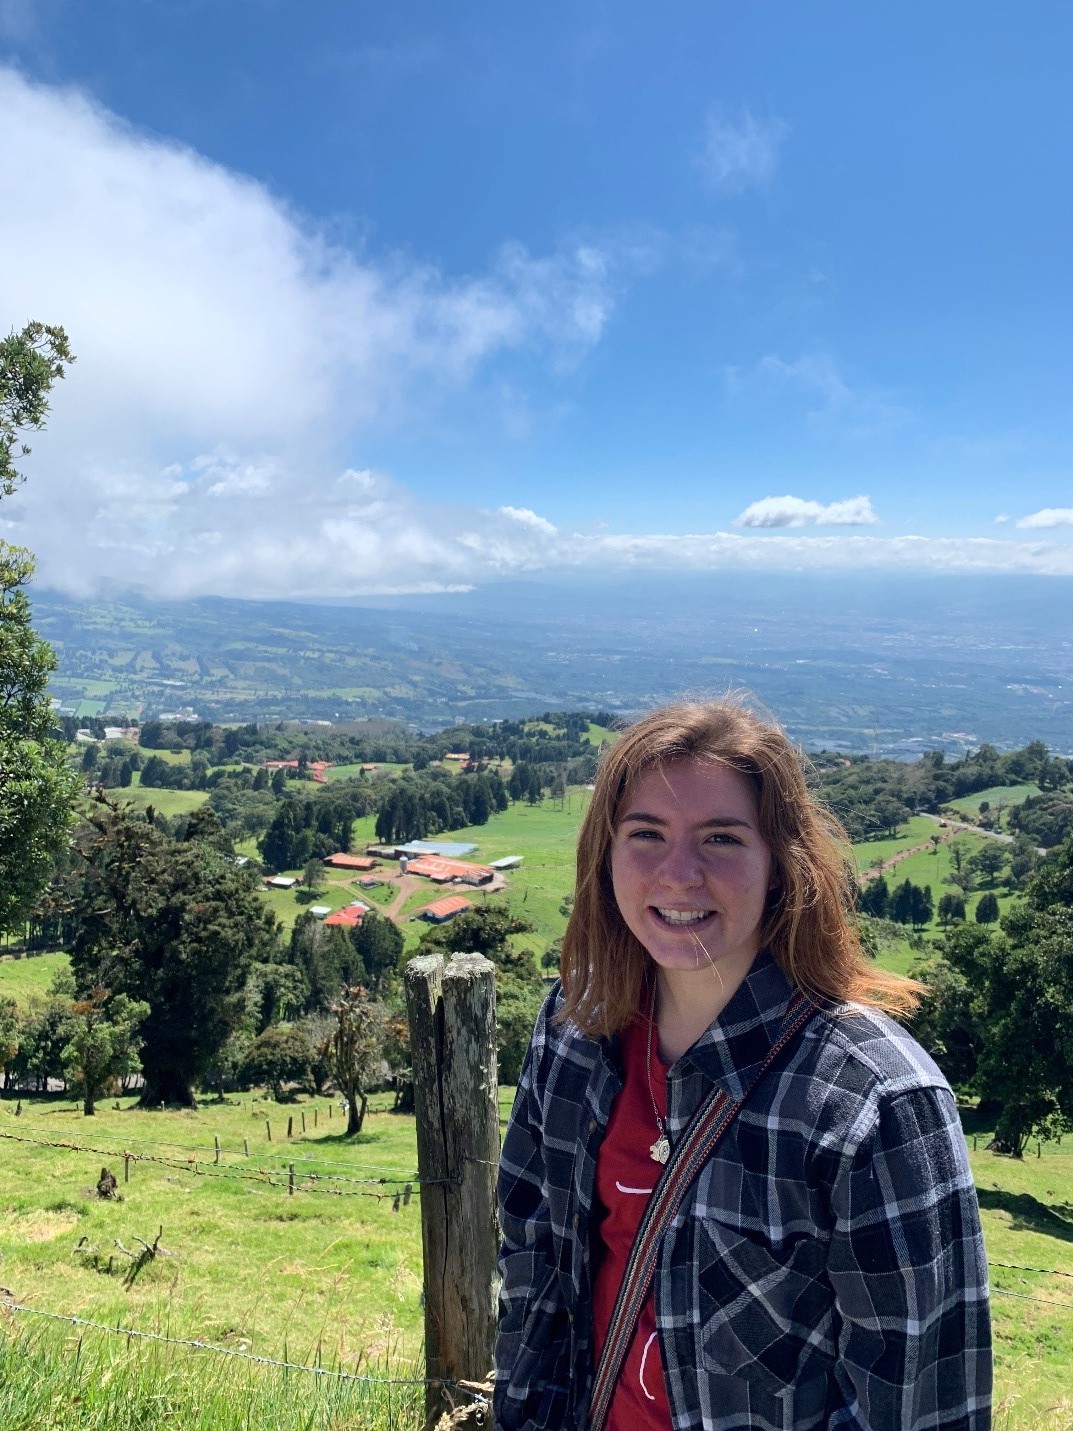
[0,1093,424,1380]
[0,1326,423,1430]
[0,1090,1068,1427]
[124,783,210,819]
[850,816,945,871]
[0,950,70,1007]
[947,784,1042,821]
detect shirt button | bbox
[572,1213,580,1228]
[588,1119,597,1133]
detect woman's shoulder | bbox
[793,1000,955,1112]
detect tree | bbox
[0,323,79,937]
[857,875,889,919]
[0,997,20,1089]
[61,987,149,1116]
[302,857,325,895]
[938,892,966,926]
[350,912,404,990]
[975,892,1000,925]
[0,322,74,497]
[890,879,916,926]
[968,843,1007,889]
[329,984,383,1135]
[911,841,1073,1157]
[69,799,281,1105]
[239,1023,314,1102]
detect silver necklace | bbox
[646,982,671,1165]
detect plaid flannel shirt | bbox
[495,952,991,1431]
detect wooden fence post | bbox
[405,952,500,1430]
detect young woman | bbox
[495,701,990,1431]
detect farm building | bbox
[309,905,332,919]
[417,895,473,923]
[489,855,523,870]
[396,840,478,858]
[265,875,298,889]
[357,876,381,888]
[323,853,377,871]
[263,759,332,784]
[406,856,495,886]
[324,902,369,928]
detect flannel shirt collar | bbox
[672,950,801,1099]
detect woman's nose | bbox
[657,842,703,887]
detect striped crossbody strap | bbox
[587,990,817,1431]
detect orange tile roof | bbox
[324,907,364,927]
[323,853,377,870]
[420,895,473,920]
[406,855,494,882]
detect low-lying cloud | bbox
[733,495,878,529]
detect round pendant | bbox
[649,1134,670,1165]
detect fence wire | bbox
[0,1296,491,1406]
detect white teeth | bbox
[655,908,713,925]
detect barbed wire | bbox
[0,1297,491,1405]
[989,1260,1073,1281]
[0,1130,418,1204]
[5,1115,421,1179]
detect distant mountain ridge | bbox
[34,574,1073,756]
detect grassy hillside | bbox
[0,951,70,1007]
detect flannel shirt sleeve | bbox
[827,1083,992,1430]
[494,1003,573,1430]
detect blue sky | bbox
[1,0,1071,597]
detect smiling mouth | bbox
[653,908,716,926]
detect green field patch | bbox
[850,816,946,872]
[0,951,71,1008]
[0,1093,424,1382]
[947,783,1043,830]
[123,785,209,819]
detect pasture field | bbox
[0,1090,1070,1427]
[850,815,948,869]
[0,1092,427,1376]
[947,783,1042,824]
[0,950,70,1007]
[870,833,1017,932]
[124,782,210,819]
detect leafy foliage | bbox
[69,800,281,1105]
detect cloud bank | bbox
[734,495,878,529]
[1,68,1070,598]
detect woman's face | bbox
[609,758,774,988]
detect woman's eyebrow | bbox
[618,813,753,829]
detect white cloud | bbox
[1016,507,1073,530]
[0,66,617,592]
[993,513,1010,524]
[699,107,788,193]
[734,495,878,529]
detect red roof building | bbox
[323,853,377,870]
[324,906,364,928]
[417,895,473,923]
[406,856,495,886]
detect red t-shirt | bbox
[591,1014,673,1430]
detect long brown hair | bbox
[559,699,922,1037]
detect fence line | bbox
[5,1116,423,1179]
[0,1130,417,1204]
[0,1296,491,1407]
